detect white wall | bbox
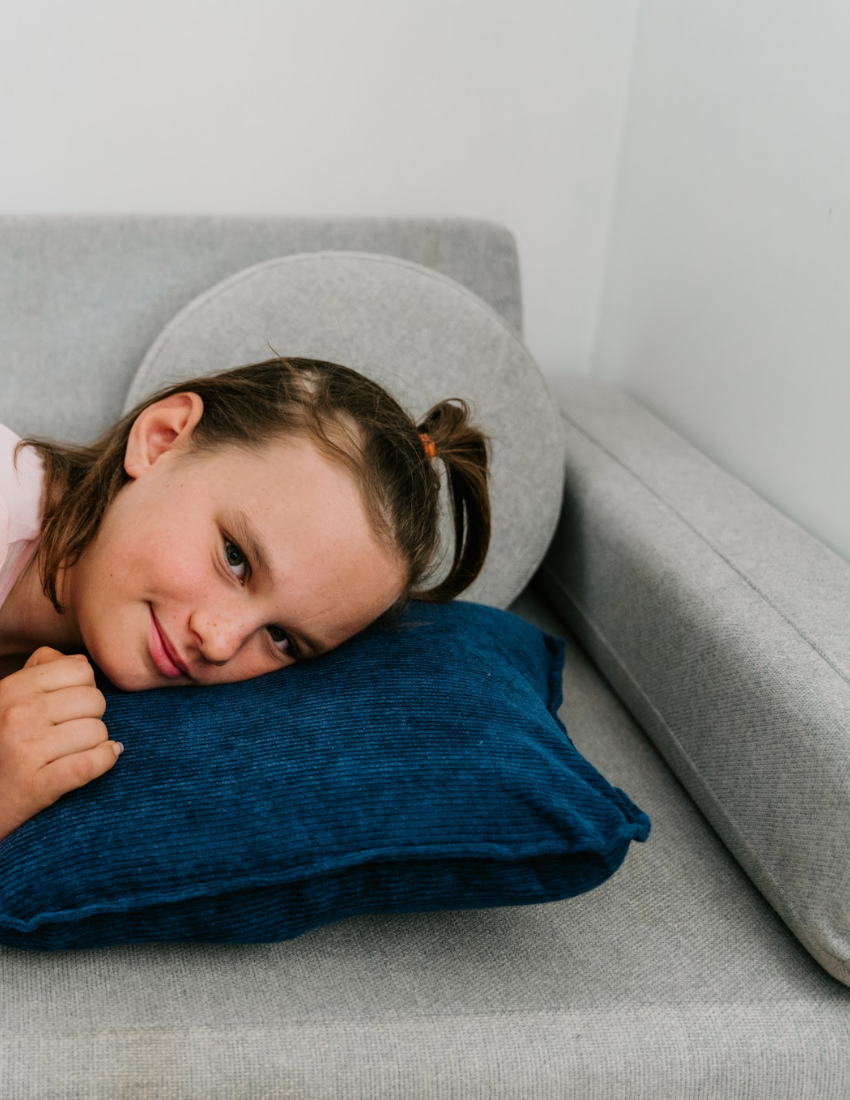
[0,0,639,386]
[594,0,850,563]
[9,3,845,561]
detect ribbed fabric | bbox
[0,600,649,950]
[6,216,843,1097]
[0,584,845,1098]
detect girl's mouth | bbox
[148,607,185,679]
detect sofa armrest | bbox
[536,376,850,986]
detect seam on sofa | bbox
[5,999,841,1035]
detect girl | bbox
[0,357,491,841]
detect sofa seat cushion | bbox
[0,588,846,1098]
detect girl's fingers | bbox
[37,718,111,763]
[24,646,71,667]
[35,741,123,808]
[15,653,96,694]
[43,685,107,725]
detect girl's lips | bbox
[149,608,185,679]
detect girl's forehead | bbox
[191,432,335,468]
[178,432,390,559]
[181,435,361,516]
[178,436,301,479]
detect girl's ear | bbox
[124,392,205,479]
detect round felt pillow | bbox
[124,251,565,608]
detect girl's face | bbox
[64,393,407,691]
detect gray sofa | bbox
[1,215,849,1098]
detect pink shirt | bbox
[0,424,45,609]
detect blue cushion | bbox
[0,601,651,950]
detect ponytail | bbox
[411,399,491,603]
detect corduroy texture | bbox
[0,600,650,951]
[8,216,847,1095]
[0,589,847,1098]
[122,250,566,609]
[538,375,850,987]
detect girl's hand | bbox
[0,647,122,843]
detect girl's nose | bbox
[189,609,252,667]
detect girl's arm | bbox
[0,648,123,842]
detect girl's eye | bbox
[223,537,295,660]
[267,625,292,656]
[223,538,248,581]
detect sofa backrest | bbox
[0,216,522,443]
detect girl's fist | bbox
[0,648,122,842]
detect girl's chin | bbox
[86,645,160,692]
[95,663,149,692]
[85,623,187,691]
[104,668,179,692]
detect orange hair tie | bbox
[419,432,437,461]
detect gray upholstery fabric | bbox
[123,251,564,609]
[0,216,521,445]
[3,216,849,1096]
[538,375,850,987]
[0,588,848,1098]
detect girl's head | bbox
[19,358,491,690]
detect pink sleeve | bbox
[0,423,45,606]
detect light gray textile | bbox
[4,214,848,1096]
[123,251,564,609]
[1,587,848,1099]
[0,215,521,445]
[538,375,850,987]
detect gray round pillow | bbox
[125,251,565,609]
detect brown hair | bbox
[15,357,491,616]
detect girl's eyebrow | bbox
[228,508,329,659]
[230,507,273,582]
